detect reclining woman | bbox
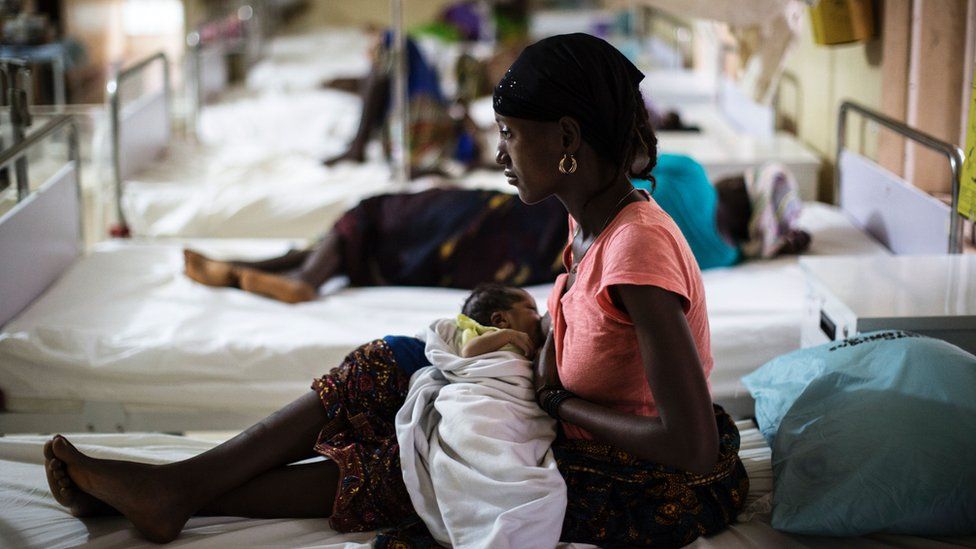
[44,33,748,546]
[183,187,569,303]
[183,155,810,303]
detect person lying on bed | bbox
[322,29,485,178]
[634,155,812,270]
[182,156,810,304]
[42,33,747,546]
[183,186,569,303]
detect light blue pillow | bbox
[742,331,976,536]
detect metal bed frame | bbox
[0,59,33,200]
[185,3,263,139]
[106,51,171,237]
[0,114,81,329]
[836,100,965,254]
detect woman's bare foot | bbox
[238,269,317,304]
[47,435,194,543]
[44,440,118,517]
[184,249,239,287]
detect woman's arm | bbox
[461,329,535,358]
[537,285,718,474]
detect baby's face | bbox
[504,290,544,348]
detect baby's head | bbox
[462,283,543,347]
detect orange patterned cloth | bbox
[311,339,416,533]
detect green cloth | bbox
[456,314,521,355]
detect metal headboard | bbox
[187,4,261,138]
[106,51,171,237]
[835,100,965,253]
[0,114,81,328]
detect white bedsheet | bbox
[197,88,362,159]
[0,203,887,425]
[2,423,968,548]
[121,144,395,239]
[245,27,372,93]
[0,239,552,420]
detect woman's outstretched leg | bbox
[238,232,343,303]
[43,391,333,543]
[322,67,390,166]
[183,248,310,288]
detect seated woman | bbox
[322,30,482,177]
[184,187,568,303]
[44,33,747,547]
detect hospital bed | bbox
[649,76,823,200]
[467,75,824,201]
[108,43,392,240]
[0,101,961,433]
[3,420,973,548]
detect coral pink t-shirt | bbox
[547,197,713,440]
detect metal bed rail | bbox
[106,51,171,237]
[0,113,81,239]
[186,3,262,139]
[0,113,79,190]
[835,100,966,253]
[0,59,33,200]
[635,4,694,69]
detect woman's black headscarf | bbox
[493,33,645,167]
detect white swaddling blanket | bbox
[396,319,567,548]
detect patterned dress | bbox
[332,189,567,289]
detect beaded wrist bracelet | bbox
[539,388,577,420]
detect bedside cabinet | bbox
[800,255,976,354]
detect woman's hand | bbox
[532,329,562,394]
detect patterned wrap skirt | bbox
[554,405,749,547]
[312,339,748,547]
[311,339,416,533]
[331,188,567,289]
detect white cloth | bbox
[396,319,567,549]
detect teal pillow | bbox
[742,331,976,536]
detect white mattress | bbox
[2,423,968,548]
[0,238,554,419]
[121,141,395,238]
[245,27,373,93]
[196,88,362,159]
[0,203,887,425]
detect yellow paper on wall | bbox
[960,70,976,220]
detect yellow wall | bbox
[781,8,883,199]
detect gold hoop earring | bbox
[558,153,578,174]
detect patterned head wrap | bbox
[493,33,644,166]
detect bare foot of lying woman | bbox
[44,435,194,543]
[183,247,322,303]
[183,249,239,287]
